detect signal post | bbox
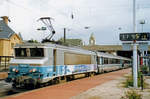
[120,32,150,88]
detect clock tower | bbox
[89,33,95,45]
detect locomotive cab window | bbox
[15,48,44,58]
[15,48,27,57]
[30,48,44,57]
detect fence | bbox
[0,56,14,72]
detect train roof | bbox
[15,43,131,61]
[97,52,130,60]
[15,43,96,55]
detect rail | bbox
[0,56,14,72]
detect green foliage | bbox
[140,65,148,74]
[122,72,147,88]
[123,75,133,87]
[121,90,142,99]
[27,39,38,43]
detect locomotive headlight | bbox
[32,68,36,72]
[12,68,19,73]
[15,70,19,73]
[12,68,16,72]
[29,68,36,73]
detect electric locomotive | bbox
[6,43,131,88]
[6,43,98,88]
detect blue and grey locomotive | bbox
[6,43,131,88]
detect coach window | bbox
[109,58,112,64]
[104,58,108,64]
[102,57,104,65]
[112,59,115,64]
[125,60,129,64]
[117,59,120,64]
[112,58,114,64]
[99,57,102,65]
[107,58,109,64]
[97,56,100,65]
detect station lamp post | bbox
[139,20,146,66]
[140,20,145,32]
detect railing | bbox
[0,56,14,72]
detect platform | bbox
[3,69,130,99]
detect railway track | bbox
[0,74,87,98]
[0,80,28,97]
[0,80,13,97]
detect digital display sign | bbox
[120,33,150,41]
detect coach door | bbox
[53,49,57,75]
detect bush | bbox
[140,65,148,74]
[121,90,142,99]
[123,72,147,88]
[123,75,133,87]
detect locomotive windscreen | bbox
[15,48,27,57]
[15,48,44,58]
[30,48,44,57]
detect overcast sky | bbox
[0,0,150,45]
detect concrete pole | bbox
[133,43,138,88]
[133,0,138,88]
[133,0,136,32]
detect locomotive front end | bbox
[6,44,53,88]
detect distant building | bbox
[58,38,83,46]
[0,16,22,56]
[89,33,95,45]
[82,45,132,58]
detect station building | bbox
[82,33,150,58]
[0,16,22,56]
[58,38,83,46]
